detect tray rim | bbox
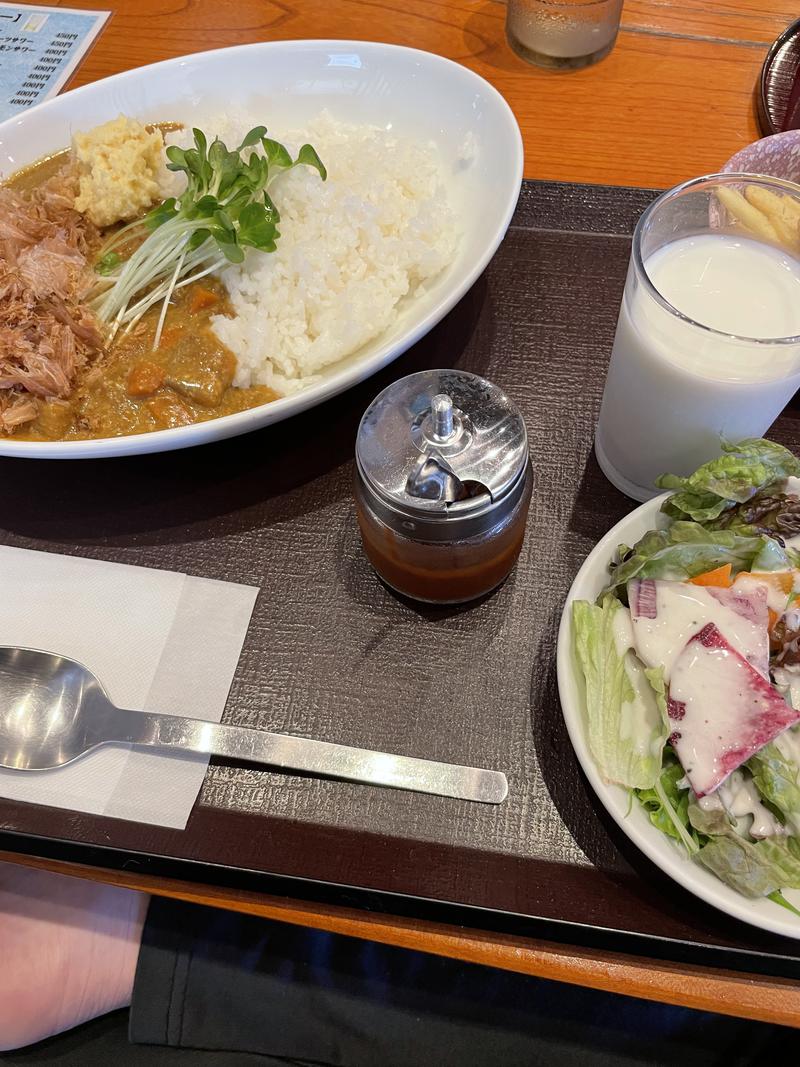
[2,820,800,979]
[2,177,798,978]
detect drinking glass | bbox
[505,0,624,71]
[594,173,800,501]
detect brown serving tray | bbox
[2,180,800,978]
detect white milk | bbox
[595,234,800,499]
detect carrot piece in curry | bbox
[189,286,219,313]
[127,360,166,397]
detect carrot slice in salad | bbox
[689,563,732,588]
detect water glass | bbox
[505,0,624,71]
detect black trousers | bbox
[3,895,799,1065]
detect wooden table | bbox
[66,0,793,188]
[5,0,800,1030]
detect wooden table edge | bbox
[2,849,798,1028]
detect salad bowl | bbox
[557,442,800,940]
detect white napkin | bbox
[0,545,259,828]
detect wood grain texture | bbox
[3,849,800,1029]
[55,0,799,188]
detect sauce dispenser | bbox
[354,369,532,604]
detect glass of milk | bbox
[505,0,624,71]
[594,174,800,501]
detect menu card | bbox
[0,3,109,123]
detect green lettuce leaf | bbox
[636,758,698,852]
[571,597,667,790]
[768,890,800,918]
[693,833,783,898]
[748,738,800,836]
[689,798,800,897]
[656,438,800,522]
[687,798,734,838]
[750,536,793,572]
[756,837,800,889]
[602,522,784,599]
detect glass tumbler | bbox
[505,0,624,71]
[594,173,800,502]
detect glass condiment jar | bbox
[354,370,533,604]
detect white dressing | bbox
[629,580,768,680]
[697,792,724,813]
[717,770,786,839]
[611,603,635,656]
[572,597,668,790]
[772,724,800,835]
[733,572,790,616]
[612,606,666,761]
[621,651,666,760]
[668,624,800,796]
[772,666,800,711]
[775,722,800,766]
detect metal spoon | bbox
[0,647,507,803]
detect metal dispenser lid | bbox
[355,370,529,528]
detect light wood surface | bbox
[6,0,798,1027]
[3,850,800,1029]
[62,0,796,188]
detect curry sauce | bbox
[4,142,278,442]
[14,279,277,441]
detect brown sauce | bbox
[354,472,533,604]
[6,148,72,193]
[5,131,279,441]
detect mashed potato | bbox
[73,115,163,227]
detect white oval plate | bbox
[0,40,522,458]
[556,494,800,940]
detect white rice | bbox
[167,112,459,394]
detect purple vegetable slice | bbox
[669,623,800,796]
[629,578,770,681]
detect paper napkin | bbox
[0,545,258,829]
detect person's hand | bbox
[0,860,148,1050]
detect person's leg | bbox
[0,860,148,1051]
[0,1010,299,1066]
[3,863,799,1066]
[131,895,800,1067]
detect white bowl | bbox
[0,41,522,458]
[556,495,800,940]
